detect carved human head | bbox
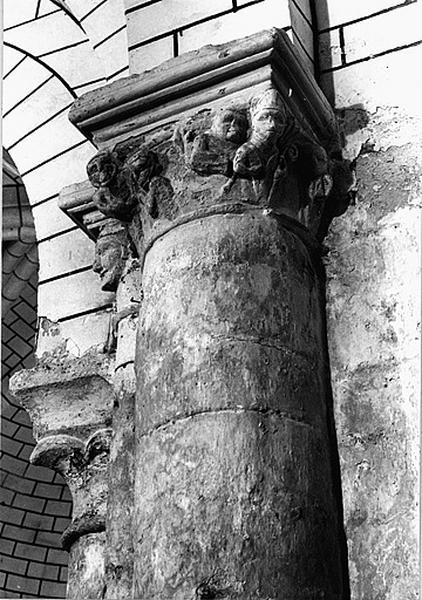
[250,89,287,136]
[92,219,129,292]
[87,150,118,189]
[210,107,248,144]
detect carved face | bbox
[87,151,118,188]
[252,107,286,136]
[211,109,248,144]
[92,233,127,292]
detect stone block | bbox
[87,30,129,82]
[22,142,96,206]
[42,43,105,89]
[0,538,15,555]
[3,0,35,29]
[0,556,28,576]
[35,531,62,549]
[68,0,105,19]
[178,0,291,55]
[2,59,50,117]
[343,2,422,63]
[2,524,36,544]
[37,269,114,322]
[32,200,74,242]
[54,517,72,533]
[38,228,94,283]
[27,562,60,581]
[25,464,55,483]
[11,111,84,176]
[22,512,54,531]
[13,494,45,513]
[321,44,422,116]
[3,78,73,151]
[40,581,67,597]
[129,35,174,73]
[45,500,72,517]
[126,0,231,46]
[2,475,35,496]
[1,506,25,527]
[82,0,127,43]
[48,541,74,566]
[1,435,23,456]
[14,542,47,562]
[3,45,24,79]
[14,425,36,445]
[1,456,27,479]
[317,0,407,29]
[34,482,63,501]
[4,11,86,58]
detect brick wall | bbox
[1,269,71,598]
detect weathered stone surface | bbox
[103,262,139,600]
[10,352,114,440]
[67,532,106,599]
[134,210,344,598]
[63,28,350,600]
[10,353,115,597]
[103,367,135,600]
[325,142,421,600]
[137,212,325,432]
[135,411,342,599]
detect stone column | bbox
[135,210,344,598]
[11,355,115,599]
[103,249,141,600]
[68,28,353,600]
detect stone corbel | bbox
[10,353,115,599]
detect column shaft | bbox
[134,210,343,599]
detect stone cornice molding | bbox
[69,28,338,150]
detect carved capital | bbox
[83,88,352,253]
[31,429,112,549]
[63,28,354,259]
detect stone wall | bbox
[125,0,314,74]
[317,1,421,598]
